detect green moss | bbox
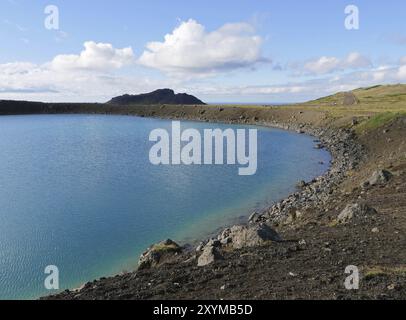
[364,266,406,280]
[355,112,402,133]
[151,242,180,254]
[327,220,339,228]
[364,269,387,280]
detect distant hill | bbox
[107,89,206,105]
[305,84,406,108]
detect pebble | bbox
[387,284,396,291]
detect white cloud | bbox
[0,43,158,102]
[138,19,267,76]
[304,56,341,75]
[2,57,405,103]
[398,65,406,79]
[240,86,307,95]
[1,37,405,104]
[192,62,406,103]
[51,41,135,71]
[0,62,38,75]
[0,62,56,94]
[344,52,372,69]
[400,56,406,65]
[303,52,371,75]
[0,60,167,102]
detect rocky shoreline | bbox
[242,122,365,226]
[170,120,366,267]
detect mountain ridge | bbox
[107,89,206,106]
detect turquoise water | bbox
[0,115,330,299]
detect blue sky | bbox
[1,0,405,102]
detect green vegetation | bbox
[301,84,406,114]
[151,242,180,254]
[364,266,406,280]
[355,112,404,133]
[215,84,406,116]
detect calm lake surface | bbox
[0,115,331,299]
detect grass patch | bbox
[361,85,382,91]
[151,242,180,253]
[355,112,402,133]
[327,220,339,228]
[364,266,406,280]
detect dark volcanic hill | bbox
[107,89,205,105]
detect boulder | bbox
[337,203,378,224]
[220,237,232,245]
[205,238,221,248]
[217,228,232,245]
[228,223,282,249]
[138,239,182,270]
[283,210,303,225]
[296,180,307,189]
[197,246,223,267]
[343,92,359,106]
[248,212,261,223]
[367,170,393,186]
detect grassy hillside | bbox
[287,84,406,131]
[302,84,406,114]
[212,84,406,116]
